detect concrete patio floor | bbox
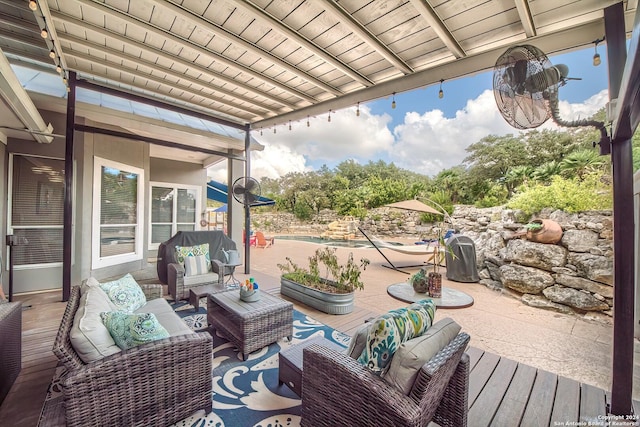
[222,237,640,400]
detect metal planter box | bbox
[280,276,354,315]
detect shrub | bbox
[507,174,612,215]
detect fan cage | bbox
[493,45,559,129]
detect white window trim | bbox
[148,181,202,250]
[92,157,144,269]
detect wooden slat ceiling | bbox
[0,0,638,133]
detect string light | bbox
[438,79,444,99]
[391,92,396,109]
[356,102,360,117]
[273,124,276,134]
[328,109,332,122]
[306,115,310,127]
[593,37,604,66]
[29,1,37,11]
[288,120,292,131]
[40,28,48,38]
[260,127,263,136]
[49,49,56,59]
[56,64,62,73]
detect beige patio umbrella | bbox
[385,199,443,215]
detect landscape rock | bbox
[542,285,609,311]
[479,279,503,291]
[521,294,573,314]
[499,264,554,294]
[567,253,613,285]
[503,239,567,271]
[554,274,613,299]
[561,229,599,253]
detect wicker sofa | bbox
[51,283,212,427]
[301,327,470,427]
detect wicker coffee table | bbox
[279,336,344,397]
[207,290,293,360]
[189,283,226,312]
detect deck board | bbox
[468,357,518,426]
[520,370,558,427]
[490,363,537,427]
[468,350,501,405]
[580,383,607,422]
[550,376,580,424]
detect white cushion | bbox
[184,254,209,277]
[346,323,370,359]
[70,286,121,363]
[183,272,219,287]
[383,318,461,395]
[136,298,195,337]
[80,277,101,295]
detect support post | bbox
[244,126,251,274]
[604,3,635,415]
[63,72,76,302]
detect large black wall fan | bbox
[232,176,262,207]
[493,44,609,149]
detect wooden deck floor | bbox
[0,289,624,427]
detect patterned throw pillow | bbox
[101,311,170,350]
[184,254,210,276]
[175,243,211,271]
[356,299,436,373]
[99,273,146,313]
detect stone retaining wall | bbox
[252,206,614,320]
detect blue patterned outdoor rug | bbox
[40,298,349,427]
[172,299,349,427]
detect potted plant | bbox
[524,219,563,244]
[278,247,369,315]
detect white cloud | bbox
[254,105,394,164]
[390,90,515,174]
[209,89,609,180]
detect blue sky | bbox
[209,46,611,182]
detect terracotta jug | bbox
[526,219,563,244]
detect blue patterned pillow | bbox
[175,243,211,271]
[101,311,169,350]
[99,273,146,313]
[357,299,436,373]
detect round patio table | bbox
[387,282,474,309]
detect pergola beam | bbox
[514,0,537,37]
[321,0,414,75]
[409,0,466,58]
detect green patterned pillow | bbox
[356,299,436,373]
[175,243,211,271]
[99,273,146,313]
[101,311,169,350]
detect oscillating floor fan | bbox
[232,176,262,207]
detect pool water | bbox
[274,235,402,248]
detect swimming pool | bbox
[274,235,402,248]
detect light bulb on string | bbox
[56,63,62,73]
[49,49,56,59]
[391,92,396,109]
[328,109,332,122]
[438,79,444,99]
[592,37,604,66]
[260,127,263,136]
[288,120,292,131]
[356,102,360,117]
[306,115,310,127]
[29,1,37,11]
[273,125,276,134]
[41,28,48,38]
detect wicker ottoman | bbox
[207,290,293,360]
[0,301,22,405]
[279,336,344,397]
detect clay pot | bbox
[411,268,429,293]
[526,219,563,244]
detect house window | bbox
[150,183,200,248]
[92,158,144,269]
[8,154,65,267]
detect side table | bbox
[188,283,226,312]
[278,336,344,397]
[223,262,242,288]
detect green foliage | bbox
[278,247,370,293]
[475,184,508,208]
[507,174,612,215]
[419,191,452,223]
[559,149,606,180]
[293,202,313,220]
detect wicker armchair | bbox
[52,285,213,427]
[301,332,470,427]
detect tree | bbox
[560,149,606,180]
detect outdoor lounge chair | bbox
[358,227,444,273]
[255,231,274,248]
